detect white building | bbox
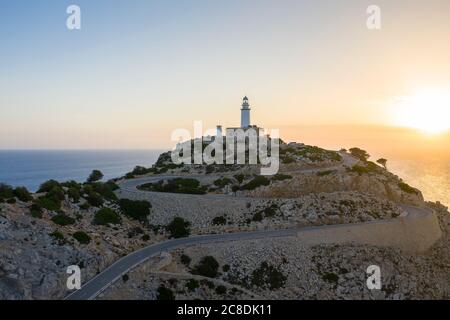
[216,96,263,138]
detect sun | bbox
[391,89,450,134]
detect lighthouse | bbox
[241,96,251,128]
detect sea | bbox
[0,149,448,207]
[0,150,163,192]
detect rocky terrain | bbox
[100,202,450,300]
[0,143,448,300]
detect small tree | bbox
[193,256,220,278]
[349,147,370,162]
[87,170,104,183]
[376,158,388,170]
[166,217,190,238]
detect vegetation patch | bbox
[93,208,121,226]
[250,262,287,290]
[212,215,227,226]
[73,231,91,245]
[51,214,75,226]
[139,178,206,195]
[398,182,419,195]
[193,256,220,278]
[241,176,270,191]
[119,199,151,222]
[157,286,175,300]
[166,217,191,238]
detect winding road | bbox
[65,158,439,300]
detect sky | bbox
[1,0,450,149]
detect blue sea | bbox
[0,150,163,192]
[0,149,448,207]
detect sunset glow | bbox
[391,89,450,134]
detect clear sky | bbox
[1,0,450,149]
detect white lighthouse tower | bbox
[241,96,251,128]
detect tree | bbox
[87,170,104,183]
[377,158,388,170]
[93,208,121,226]
[119,199,151,222]
[349,147,370,162]
[166,217,190,238]
[193,256,220,278]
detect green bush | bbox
[119,199,151,221]
[157,286,175,300]
[36,196,61,211]
[214,178,233,188]
[166,217,191,238]
[73,231,91,244]
[215,285,227,295]
[271,174,292,181]
[222,265,230,272]
[186,279,200,292]
[234,174,245,184]
[141,234,150,241]
[317,170,337,177]
[193,256,219,278]
[89,182,118,201]
[86,192,104,207]
[349,147,370,161]
[139,178,206,195]
[49,231,65,245]
[87,170,104,183]
[38,180,62,193]
[398,182,419,195]
[13,187,32,202]
[322,272,339,284]
[30,203,43,218]
[67,188,80,203]
[212,216,227,226]
[7,198,16,204]
[241,176,270,191]
[51,214,76,226]
[93,208,121,226]
[0,183,14,199]
[251,262,287,290]
[79,202,90,210]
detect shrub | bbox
[87,170,104,183]
[73,231,91,245]
[252,211,263,222]
[7,198,16,204]
[212,216,227,226]
[193,256,219,278]
[271,174,292,181]
[139,178,206,195]
[215,285,227,295]
[181,254,191,266]
[214,178,233,188]
[322,272,339,284]
[349,147,370,161]
[398,182,419,195]
[186,279,200,292]
[93,208,121,226]
[0,183,14,199]
[38,180,61,193]
[30,203,43,218]
[90,182,118,201]
[119,199,151,221]
[222,264,230,272]
[67,188,80,203]
[166,217,190,238]
[86,192,104,207]
[251,262,287,290]
[241,176,270,191]
[49,231,65,244]
[141,234,150,241]
[317,170,336,177]
[13,187,32,202]
[157,286,175,300]
[36,196,61,211]
[51,214,76,226]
